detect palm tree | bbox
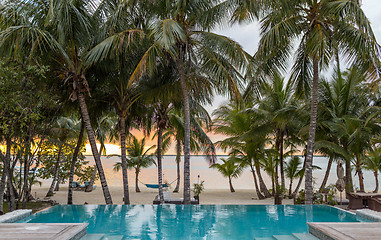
[213,101,271,199]
[86,0,254,204]
[285,156,303,197]
[67,119,85,204]
[0,0,113,204]
[211,157,244,193]
[46,117,77,197]
[161,107,216,193]
[364,147,381,193]
[113,136,156,193]
[86,113,119,192]
[254,75,302,193]
[255,0,380,203]
[331,116,380,192]
[316,68,379,192]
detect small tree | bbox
[113,136,156,192]
[211,157,244,192]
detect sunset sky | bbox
[84,1,381,156]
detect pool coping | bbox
[0,223,88,240]
[0,210,32,223]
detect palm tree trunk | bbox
[289,179,293,197]
[373,171,379,193]
[5,138,15,211]
[0,138,11,215]
[0,169,6,215]
[54,174,61,191]
[274,136,281,203]
[120,116,130,205]
[157,127,164,204]
[86,144,104,192]
[22,126,33,208]
[135,168,140,193]
[291,154,307,198]
[250,165,264,199]
[177,57,191,204]
[345,157,354,192]
[254,160,271,198]
[319,156,334,193]
[46,145,62,197]
[68,121,85,204]
[228,176,235,192]
[77,91,112,204]
[280,131,285,192]
[173,140,181,193]
[305,58,320,205]
[357,159,365,192]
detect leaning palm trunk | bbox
[86,144,104,192]
[77,92,113,204]
[250,165,264,199]
[177,57,191,204]
[157,127,165,204]
[86,165,97,192]
[54,174,62,191]
[173,141,181,193]
[319,156,334,193]
[68,121,85,204]
[254,161,271,198]
[228,176,235,192]
[119,117,130,205]
[46,145,62,197]
[305,58,320,205]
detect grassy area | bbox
[2,202,52,214]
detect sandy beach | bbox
[32,186,294,205]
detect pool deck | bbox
[0,223,88,240]
[308,222,381,240]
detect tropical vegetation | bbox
[0,0,380,211]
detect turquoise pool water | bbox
[18,205,367,239]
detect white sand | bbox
[32,186,294,205]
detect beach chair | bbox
[368,197,381,212]
[346,192,363,210]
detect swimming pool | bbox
[18,205,367,239]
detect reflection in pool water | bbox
[19,205,367,239]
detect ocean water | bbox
[76,155,378,192]
[18,205,368,239]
